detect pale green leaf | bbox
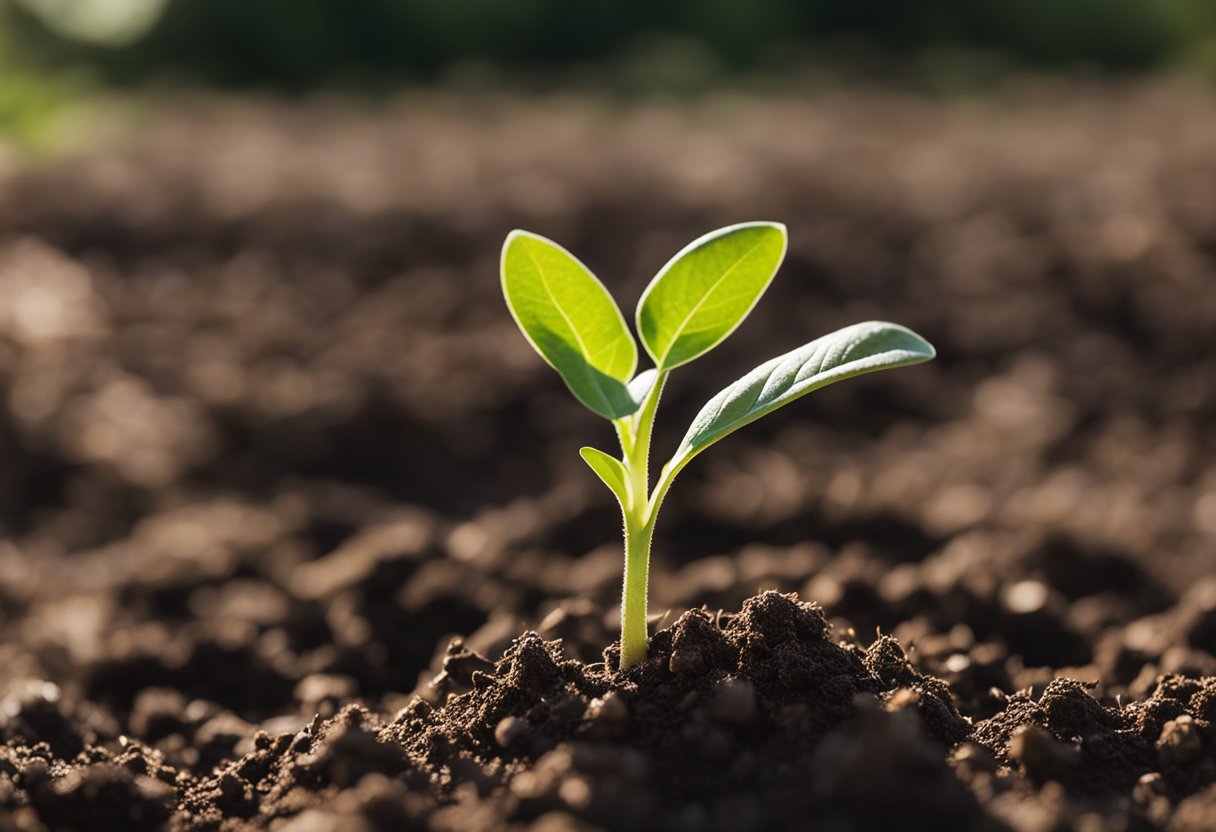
[502,230,639,419]
[627,368,659,409]
[665,322,935,476]
[636,222,787,371]
[579,446,629,503]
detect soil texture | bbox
[0,82,1214,830]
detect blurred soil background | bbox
[0,1,1215,830]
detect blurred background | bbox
[0,0,1214,744]
[5,0,1216,90]
[5,0,1216,150]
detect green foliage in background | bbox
[3,0,1216,89]
[0,67,69,150]
[0,4,90,151]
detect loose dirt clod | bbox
[4,590,1212,830]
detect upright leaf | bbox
[502,230,639,419]
[636,222,787,371]
[665,322,935,476]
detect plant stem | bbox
[616,371,667,669]
[619,515,655,668]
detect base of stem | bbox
[619,521,653,669]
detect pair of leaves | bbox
[501,224,936,502]
[501,223,785,419]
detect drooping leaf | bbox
[636,222,787,372]
[502,230,639,419]
[665,322,935,477]
[579,446,629,504]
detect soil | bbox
[0,81,1214,830]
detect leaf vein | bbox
[527,246,613,414]
[657,236,767,366]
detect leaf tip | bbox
[501,229,528,279]
[502,228,540,254]
[766,221,789,258]
[738,220,788,247]
[899,324,937,361]
[859,321,936,363]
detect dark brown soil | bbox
[0,81,1214,830]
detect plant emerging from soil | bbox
[501,223,935,668]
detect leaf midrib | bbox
[685,337,917,454]
[655,235,767,367]
[527,246,614,414]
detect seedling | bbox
[501,223,935,668]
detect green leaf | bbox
[627,368,659,409]
[665,322,935,476]
[579,446,629,503]
[636,222,787,371]
[502,230,639,419]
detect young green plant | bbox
[501,223,935,669]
